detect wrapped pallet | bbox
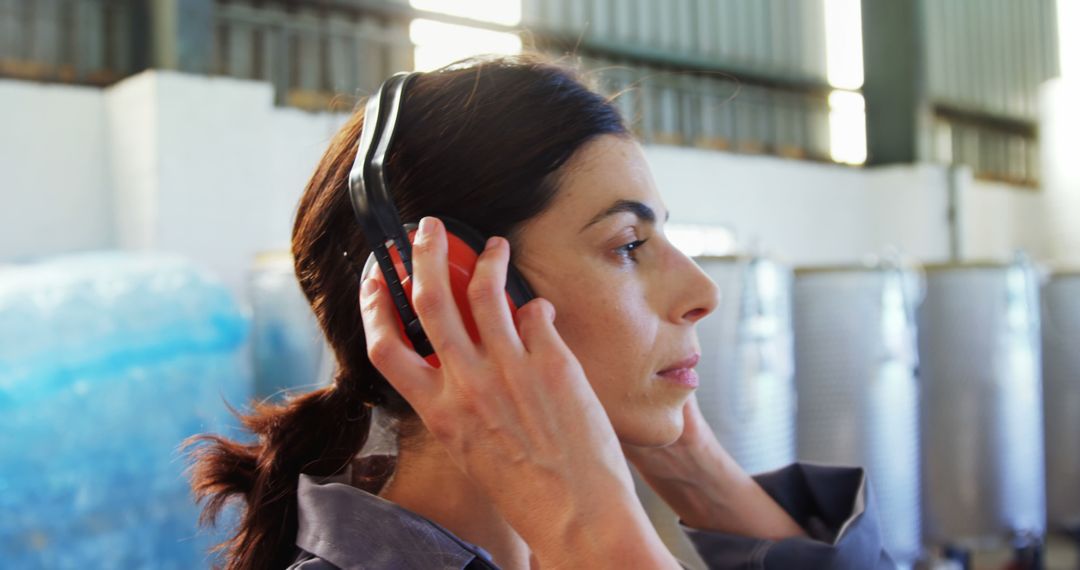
[0,252,252,568]
[249,251,328,401]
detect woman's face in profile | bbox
[514,135,720,447]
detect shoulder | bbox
[293,458,499,570]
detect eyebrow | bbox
[579,199,670,233]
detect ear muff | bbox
[350,72,537,369]
[362,217,535,368]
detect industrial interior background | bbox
[1,0,1079,569]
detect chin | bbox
[615,407,686,447]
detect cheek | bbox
[543,270,684,444]
[554,289,658,384]
[523,254,657,385]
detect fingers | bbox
[359,276,438,403]
[515,298,564,355]
[467,236,525,358]
[410,217,475,363]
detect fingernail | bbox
[485,236,500,251]
[418,216,437,239]
[361,277,378,296]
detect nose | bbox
[668,250,720,325]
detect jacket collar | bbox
[296,469,497,569]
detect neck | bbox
[378,430,534,570]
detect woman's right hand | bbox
[359,216,677,569]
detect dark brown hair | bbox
[183,53,629,569]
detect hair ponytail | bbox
[185,95,401,570]
[184,376,373,569]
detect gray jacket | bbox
[286,461,895,569]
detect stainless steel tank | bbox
[1042,271,1080,533]
[793,264,923,566]
[694,255,797,475]
[919,260,1046,547]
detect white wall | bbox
[0,72,349,291]
[99,71,351,291]
[142,71,348,291]
[960,176,1050,262]
[0,79,111,260]
[105,71,159,252]
[0,71,1066,294]
[646,145,953,265]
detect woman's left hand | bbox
[626,392,715,461]
[622,395,808,540]
[620,394,723,492]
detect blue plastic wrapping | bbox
[0,252,253,568]
[249,252,328,401]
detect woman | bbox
[187,54,892,569]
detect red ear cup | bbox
[366,225,528,368]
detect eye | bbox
[615,238,649,263]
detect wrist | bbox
[635,439,743,528]
[528,485,678,569]
[637,441,807,540]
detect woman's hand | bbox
[623,395,807,540]
[359,216,677,569]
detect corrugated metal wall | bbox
[923,0,1058,120]
[213,0,413,109]
[524,0,833,160]
[0,0,135,85]
[0,0,1063,182]
[525,0,827,79]
[922,0,1059,186]
[576,55,832,160]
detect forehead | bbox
[543,135,663,229]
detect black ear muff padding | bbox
[440,216,536,310]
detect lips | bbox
[658,353,700,374]
[657,353,701,389]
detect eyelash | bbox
[615,239,649,263]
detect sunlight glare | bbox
[824,0,865,90]
[409,0,522,26]
[410,18,522,72]
[828,90,867,165]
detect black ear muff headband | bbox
[347,71,433,356]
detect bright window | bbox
[824,0,866,165]
[409,18,522,72]
[828,90,867,165]
[824,0,864,90]
[408,0,523,71]
[409,0,522,26]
